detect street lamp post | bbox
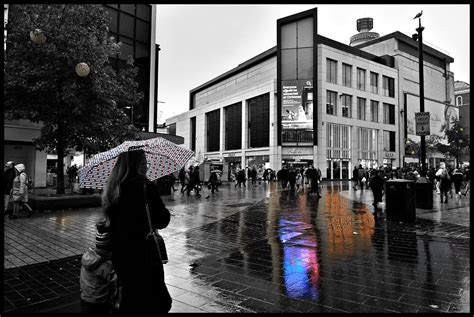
[413,11,427,174]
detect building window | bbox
[326,58,337,84]
[382,75,395,97]
[370,100,378,122]
[358,127,378,160]
[327,123,351,158]
[456,96,463,106]
[326,90,337,115]
[190,117,196,151]
[370,72,378,94]
[357,97,366,120]
[341,94,352,118]
[342,63,352,87]
[383,130,396,152]
[357,68,366,91]
[248,93,269,148]
[225,102,242,150]
[206,109,220,152]
[383,103,395,125]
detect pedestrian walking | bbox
[288,167,297,191]
[178,167,186,193]
[235,169,246,188]
[352,166,358,191]
[369,170,384,208]
[184,166,192,195]
[80,218,118,313]
[277,166,289,189]
[357,165,366,190]
[451,168,464,198]
[438,167,451,203]
[102,149,172,312]
[4,161,16,217]
[208,169,219,193]
[462,167,470,196]
[250,167,257,185]
[10,163,34,219]
[189,165,202,198]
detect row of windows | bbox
[103,4,151,63]
[193,94,270,152]
[326,124,396,159]
[326,91,395,124]
[327,58,395,97]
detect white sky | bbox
[155,4,470,123]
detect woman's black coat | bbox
[109,175,172,312]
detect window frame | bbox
[326,90,337,115]
[357,68,366,91]
[326,58,337,84]
[357,97,366,120]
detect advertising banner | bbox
[281,79,313,130]
[406,94,458,144]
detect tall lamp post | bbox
[413,10,426,174]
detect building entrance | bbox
[326,159,350,180]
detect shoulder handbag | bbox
[143,183,168,264]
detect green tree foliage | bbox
[4,4,144,194]
[437,119,470,167]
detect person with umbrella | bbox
[79,137,194,313]
[102,149,172,312]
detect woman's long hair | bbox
[102,149,146,219]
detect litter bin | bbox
[385,179,416,223]
[414,178,433,209]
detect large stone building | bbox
[166,7,457,179]
[4,4,162,187]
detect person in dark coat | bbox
[178,167,186,193]
[357,165,366,190]
[250,167,257,184]
[102,150,172,313]
[235,169,246,188]
[189,166,202,198]
[208,170,219,193]
[438,167,451,203]
[352,166,358,191]
[277,166,289,189]
[451,168,464,198]
[369,170,384,208]
[4,161,16,216]
[288,167,297,191]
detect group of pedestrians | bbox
[4,161,35,219]
[351,163,471,208]
[178,165,202,198]
[275,165,322,197]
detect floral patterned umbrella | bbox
[79,137,194,189]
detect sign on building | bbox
[415,112,430,136]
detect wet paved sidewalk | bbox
[3,181,470,313]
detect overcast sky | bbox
[155,4,470,123]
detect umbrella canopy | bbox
[79,137,194,189]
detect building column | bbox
[242,99,248,168]
[220,108,225,155]
[269,93,280,170]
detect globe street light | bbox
[75,62,90,77]
[30,28,46,44]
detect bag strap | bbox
[143,182,163,260]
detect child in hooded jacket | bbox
[80,218,118,313]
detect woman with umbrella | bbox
[102,149,172,312]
